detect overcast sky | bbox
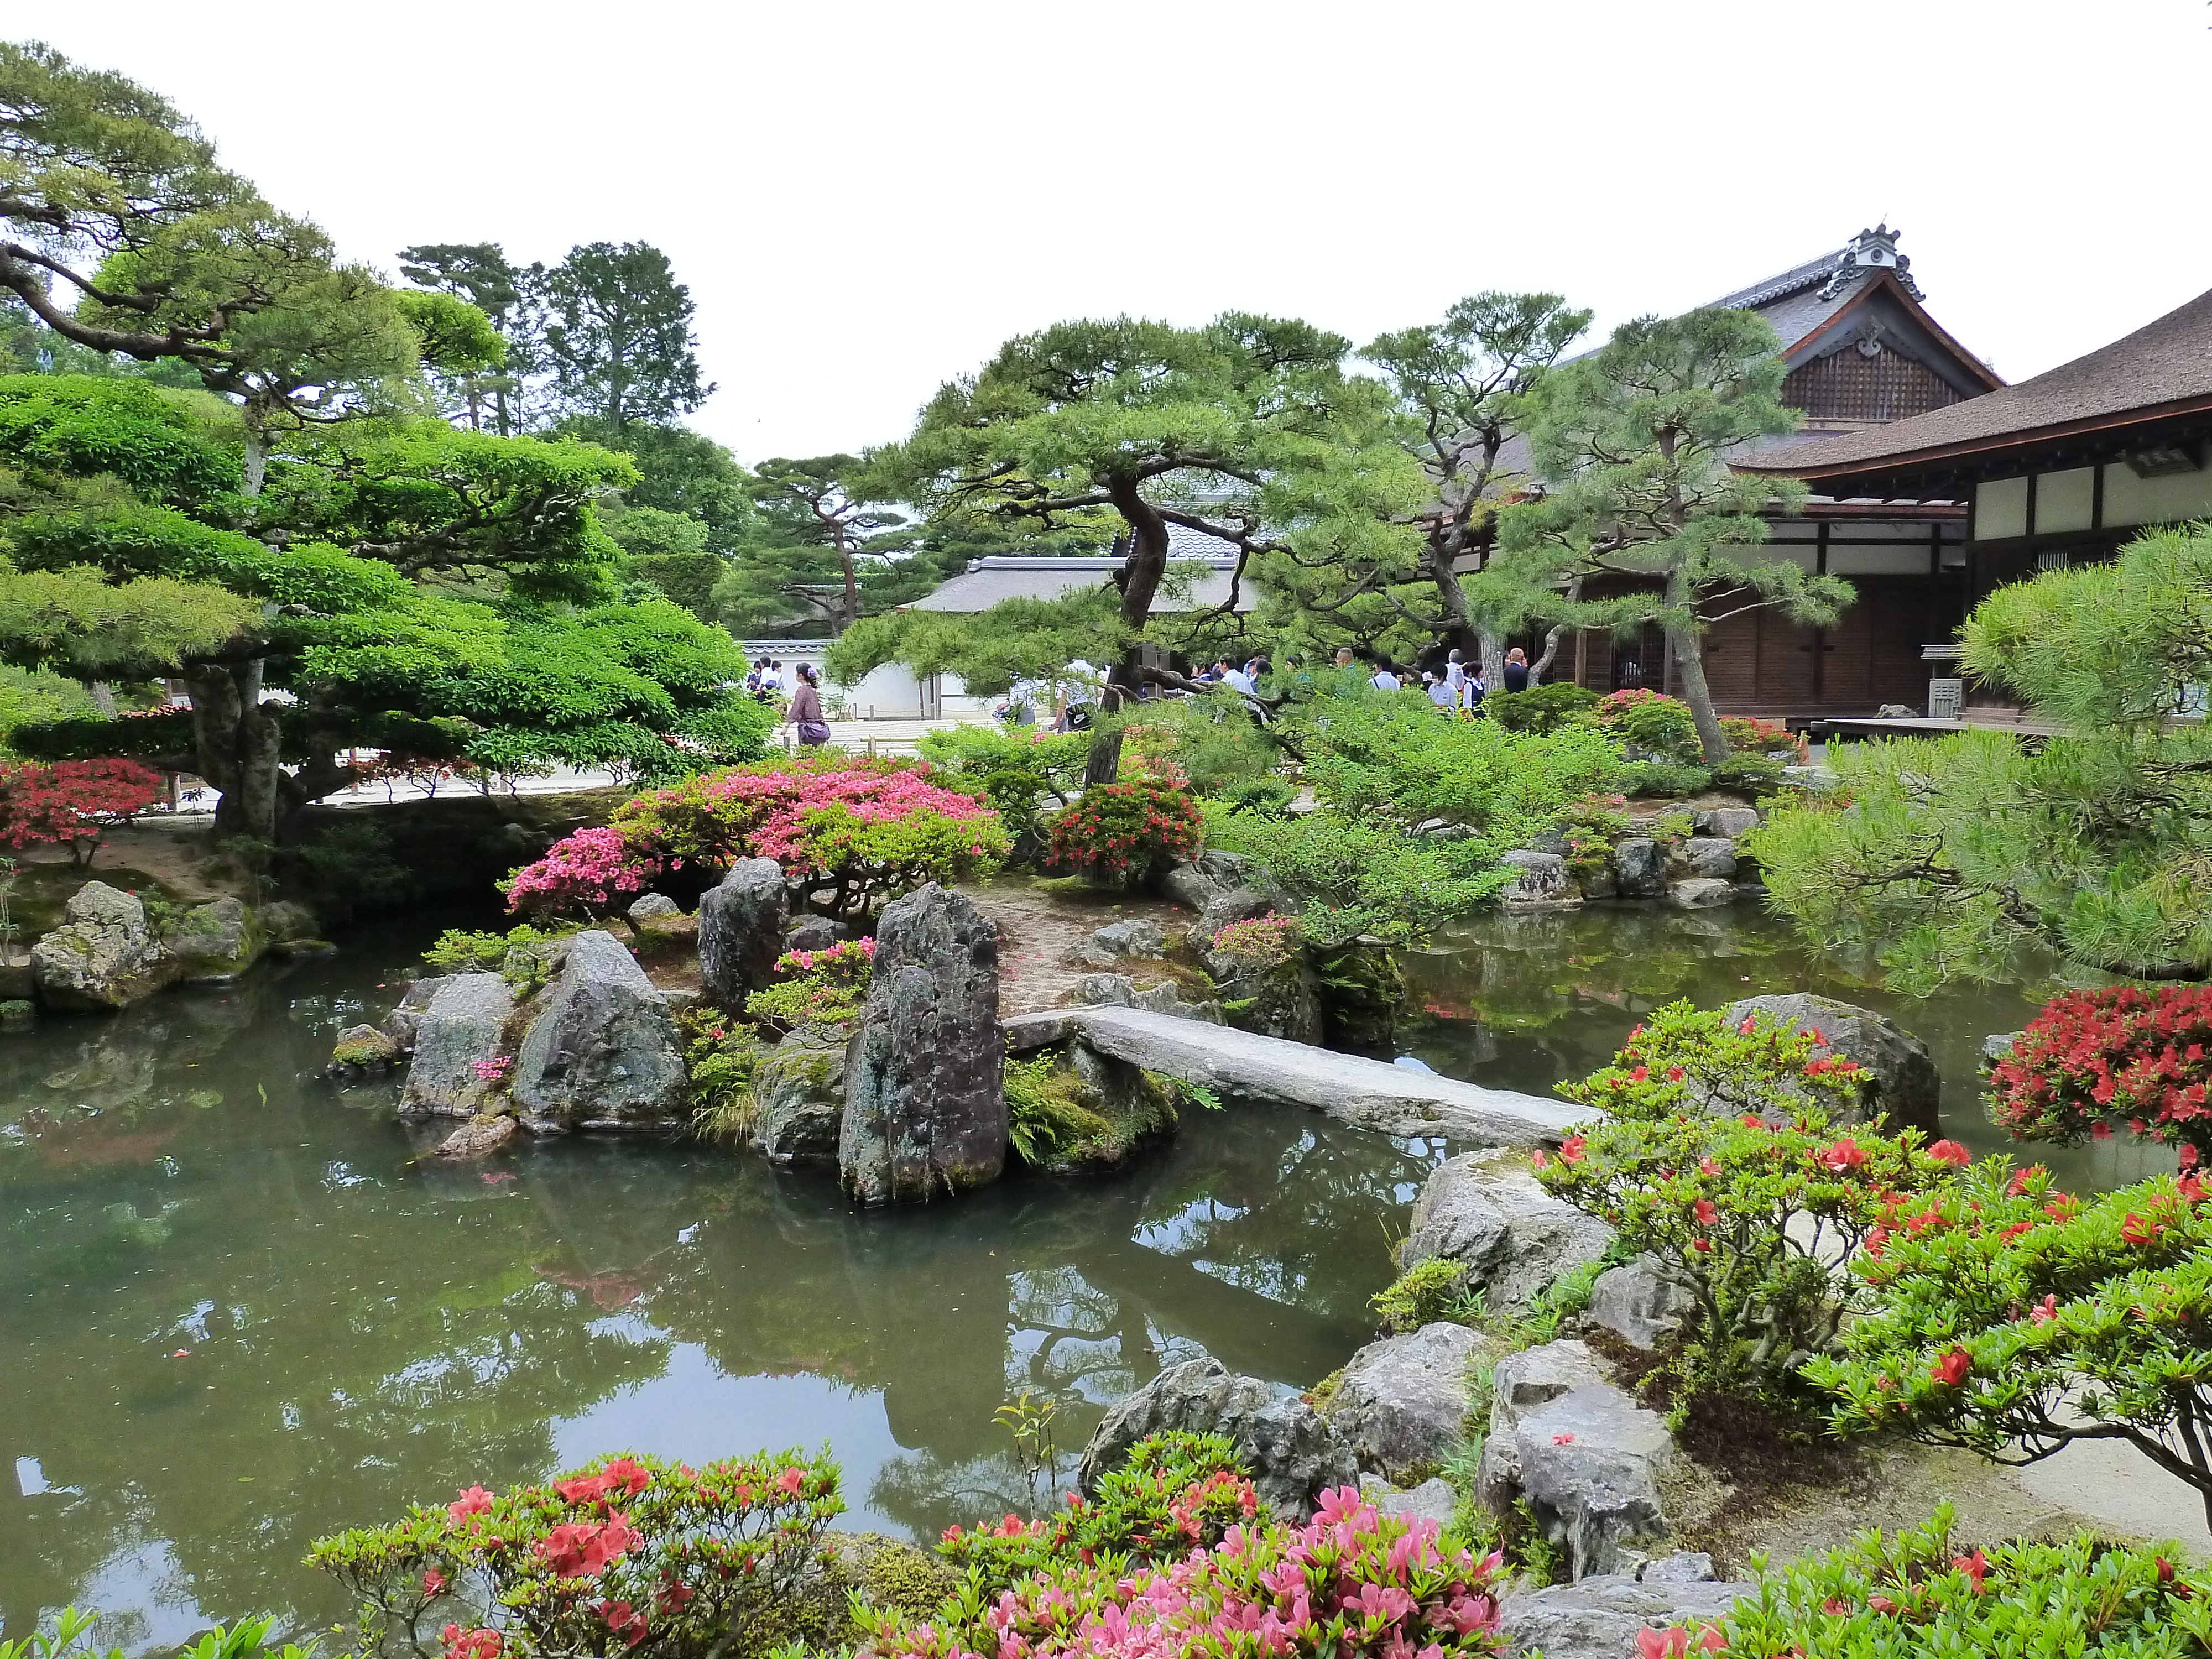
[27,1,2212,463]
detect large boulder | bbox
[399,973,516,1117]
[752,1029,847,1166]
[1721,992,1942,1135]
[257,900,319,943]
[1610,839,1667,899]
[1079,918,1167,967]
[1160,849,1265,913]
[512,931,686,1132]
[1499,1556,1752,1659]
[383,975,450,1050]
[1402,1152,1615,1310]
[1681,838,1738,881]
[1071,972,1221,1022]
[1324,1322,1480,1484]
[1478,1340,1673,1580]
[1501,851,1573,906]
[1668,878,1734,910]
[32,882,174,1011]
[1201,946,1323,1045]
[1692,806,1760,838]
[698,858,790,1008]
[1080,1355,1357,1520]
[841,883,1004,1204]
[1359,1474,1458,1531]
[627,891,681,922]
[166,897,264,982]
[1585,1258,1698,1352]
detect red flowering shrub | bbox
[0,758,164,866]
[1046,781,1203,886]
[858,1482,1506,1659]
[1718,715,1808,763]
[500,827,653,919]
[506,757,1009,920]
[310,1449,842,1659]
[1537,1001,1959,1405]
[1987,985,2212,1157]
[1807,1156,2212,1524]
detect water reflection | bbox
[1400,901,2173,1188]
[0,921,1438,1645]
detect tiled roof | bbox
[906,539,1255,614]
[1739,283,2212,478]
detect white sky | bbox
[25,1,2212,464]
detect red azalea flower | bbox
[1930,1348,1972,1387]
[1559,1134,1587,1165]
[1928,1139,1970,1166]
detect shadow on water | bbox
[1397,900,2173,1191]
[0,912,1445,1646]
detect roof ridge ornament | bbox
[1821,223,1923,301]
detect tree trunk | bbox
[1666,623,1730,764]
[1083,478,1172,786]
[1419,534,1483,662]
[84,680,117,716]
[184,660,286,843]
[1528,624,1568,686]
[1478,631,1507,689]
[241,431,268,497]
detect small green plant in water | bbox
[994,1387,1061,1494]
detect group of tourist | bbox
[745,655,832,748]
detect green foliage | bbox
[1708,752,1787,794]
[1807,1159,2212,1519]
[285,820,415,909]
[936,1432,1259,1582]
[1002,1051,1173,1170]
[0,664,102,750]
[0,565,255,679]
[744,939,874,1032]
[1295,692,1619,836]
[713,453,918,633]
[1540,1003,1961,1407]
[1609,692,1701,760]
[915,723,1090,842]
[310,1448,843,1659]
[1613,759,1713,799]
[1213,775,1297,818]
[1372,1256,1477,1335]
[679,1005,763,1141]
[0,1609,314,1659]
[530,242,712,434]
[1479,682,1599,733]
[1114,690,1287,796]
[1708,1505,2212,1658]
[422,921,581,985]
[1203,807,1508,947]
[1751,523,2212,991]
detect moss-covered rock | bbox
[1005,1042,1176,1173]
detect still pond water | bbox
[0,899,2156,1646]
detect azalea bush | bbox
[1536,1003,1963,1405]
[1696,1504,2212,1657]
[1719,714,1806,763]
[1806,1155,2212,1526]
[1202,808,1509,947]
[1208,912,1303,971]
[502,827,654,919]
[311,1449,843,1659]
[1986,984,2212,1159]
[1046,780,1203,886]
[936,1433,1261,1583]
[857,1482,1507,1659]
[744,938,875,1031]
[0,758,165,865]
[1480,682,1600,733]
[506,758,1008,921]
[1597,690,1700,761]
[915,725,1089,844]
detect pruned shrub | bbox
[1986,984,2212,1159]
[1597,690,1700,761]
[1536,1003,1963,1407]
[311,1449,844,1659]
[1208,911,1302,971]
[1371,1256,1475,1334]
[1704,1505,2210,1657]
[744,938,874,1032]
[1045,779,1203,886]
[1806,1156,2212,1521]
[935,1432,1260,1582]
[859,1481,1507,1659]
[1482,681,1599,733]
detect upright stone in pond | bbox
[1402,1151,1615,1311]
[32,881,173,1011]
[1723,991,1942,1135]
[697,857,789,1008]
[1610,838,1667,899]
[841,883,1004,1204]
[400,973,516,1118]
[752,1028,847,1166]
[167,896,263,982]
[513,931,687,1133]
[1501,850,1572,906]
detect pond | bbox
[0,915,1438,1648]
[0,895,2163,1647]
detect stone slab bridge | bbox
[1001,1005,1583,1147]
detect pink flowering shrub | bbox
[502,757,1009,921]
[501,827,653,919]
[1208,912,1303,971]
[310,1449,842,1659]
[744,937,876,1030]
[857,1484,1506,1659]
[472,1055,513,1085]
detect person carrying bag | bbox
[785,664,832,747]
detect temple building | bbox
[1737,280,2212,719]
[1557,226,2006,717]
